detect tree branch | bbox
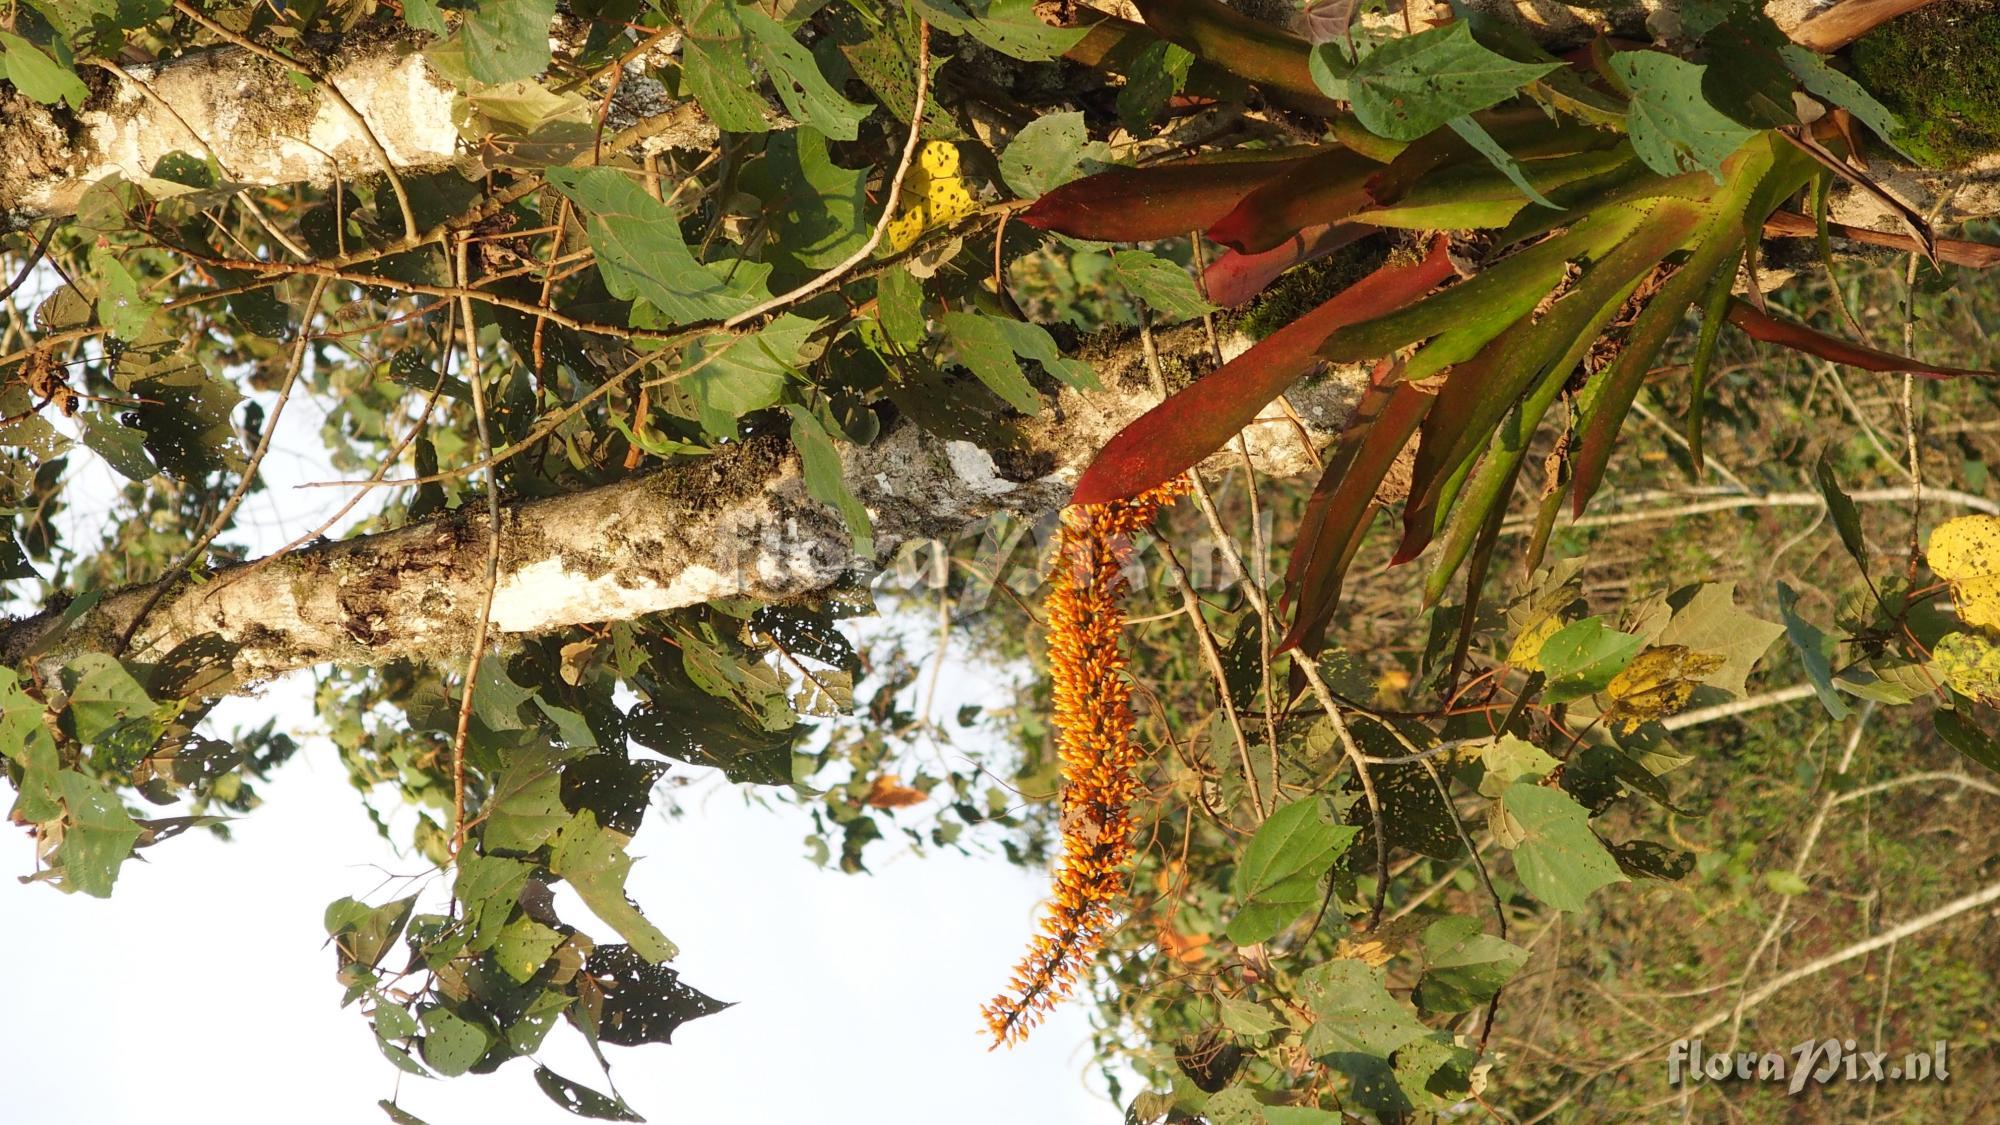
[0,325,1361,691]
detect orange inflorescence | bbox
[983,481,1187,1047]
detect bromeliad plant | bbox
[1029,0,1997,656]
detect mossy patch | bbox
[1850,0,2000,169]
[1228,235,1391,342]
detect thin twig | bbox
[1134,305,1262,818]
[0,220,58,303]
[448,236,505,858]
[1500,486,1998,535]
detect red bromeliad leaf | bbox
[1202,223,1368,308]
[1130,0,1327,109]
[1278,364,1432,654]
[1725,299,2000,378]
[1017,151,1316,243]
[1206,147,1383,254]
[1071,235,1456,506]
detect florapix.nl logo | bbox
[1667,1038,1951,1094]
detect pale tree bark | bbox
[0,326,1361,689]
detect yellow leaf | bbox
[1603,644,1725,732]
[1928,516,2000,631]
[917,140,960,179]
[1934,631,2000,701]
[1507,614,1564,671]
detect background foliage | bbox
[3,0,2000,1120]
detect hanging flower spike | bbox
[983,480,1189,1047]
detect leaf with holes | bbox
[1345,23,1556,142]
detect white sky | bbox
[0,304,1129,1124]
[0,677,1121,1124]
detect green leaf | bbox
[1346,23,1556,142]
[402,0,447,33]
[683,314,823,437]
[740,130,870,271]
[1298,959,1430,1058]
[452,852,530,954]
[0,667,62,822]
[118,328,246,477]
[1935,707,2000,774]
[1117,40,1194,128]
[680,35,770,132]
[1536,618,1645,703]
[1835,658,1932,704]
[1758,868,1809,896]
[1109,251,1214,323]
[1219,996,1284,1039]
[1413,916,1527,1012]
[89,248,159,341]
[942,312,1038,414]
[1226,798,1358,946]
[80,410,156,480]
[1476,734,1556,798]
[1814,453,1869,572]
[1494,781,1626,912]
[735,4,869,140]
[1444,115,1558,210]
[573,943,734,1046]
[483,769,570,854]
[683,0,869,139]
[1779,45,1910,161]
[1610,51,1758,180]
[1777,581,1852,721]
[1610,838,1696,880]
[999,111,1108,198]
[544,166,752,324]
[549,810,679,962]
[944,313,1096,413]
[495,917,565,983]
[914,0,1085,63]
[472,655,532,731]
[326,895,419,970]
[785,405,873,557]
[63,654,153,743]
[0,31,88,110]
[533,1066,647,1121]
[418,1008,491,1077]
[1647,582,1786,701]
[876,269,925,349]
[379,1099,434,1124]
[461,0,557,83]
[52,770,142,897]
[1700,12,1797,129]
